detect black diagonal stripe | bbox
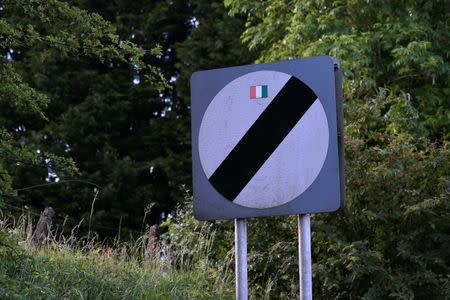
[208,76,318,201]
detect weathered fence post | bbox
[145,224,159,264]
[31,207,55,248]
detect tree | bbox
[176,0,256,100]
[28,0,193,236]
[212,0,449,298]
[226,0,449,140]
[0,0,166,235]
[1,0,252,238]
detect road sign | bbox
[191,56,344,220]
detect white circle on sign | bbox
[199,70,329,209]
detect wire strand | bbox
[13,179,101,192]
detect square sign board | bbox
[190,56,344,220]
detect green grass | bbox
[0,221,233,300]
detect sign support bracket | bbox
[235,218,248,300]
[298,214,312,300]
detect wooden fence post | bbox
[31,207,55,248]
[146,224,159,264]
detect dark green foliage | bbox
[226,0,449,140]
[176,0,256,100]
[197,0,449,298]
[0,0,188,235]
[1,0,162,213]
[312,134,449,299]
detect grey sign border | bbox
[190,56,345,220]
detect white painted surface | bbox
[255,86,262,98]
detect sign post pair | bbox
[190,56,345,299]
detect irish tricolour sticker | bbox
[198,71,329,209]
[250,85,268,99]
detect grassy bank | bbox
[0,219,233,300]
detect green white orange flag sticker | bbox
[250,85,268,99]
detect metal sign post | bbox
[298,214,312,300]
[235,218,248,300]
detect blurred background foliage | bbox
[0,0,448,299]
